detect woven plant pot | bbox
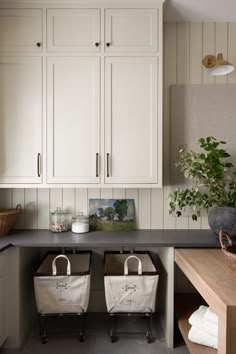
[0,204,22,236]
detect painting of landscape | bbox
[89,199,136,231]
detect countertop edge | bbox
[0,229,220,252]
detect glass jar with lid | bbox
[50,207,69,233]
[72,212,89,233]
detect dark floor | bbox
[1,313,189,354]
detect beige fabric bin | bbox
[104,251,159,313]
[34,252,91,314]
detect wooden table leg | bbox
[218,307,236,354]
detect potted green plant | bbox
[169,136,236,237]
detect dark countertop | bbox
[0,229,220,251]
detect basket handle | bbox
[52,255,71,276]
[219,229,233,249]
[16,204,22,211]
[124,255,142,275]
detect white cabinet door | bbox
[0,251,7,347]
[0,9,42,52]
[47,57,100,184]
[47,9,101,52]
[0,57,42,183]
[105,9,158,52]
[105,57,158,184]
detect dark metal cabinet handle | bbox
[37,153,41,177]
[107,153,110,177]
[96,153,99,177]
[36,42,41,47]
[95,42,100,47]
[106,42,111,47]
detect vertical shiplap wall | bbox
[1,22,236,230]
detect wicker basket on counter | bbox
[219,229,236,279]
[0,204,22,236]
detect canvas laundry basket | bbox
[104,251,159,313]
[34,252,91,314]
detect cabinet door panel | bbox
[47,57,100,183]
[47,9,101,52]
[105,57,158,184]
[0,57,42,183]
[0,9,42,52]
[105,9,158,52]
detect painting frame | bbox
[89,199,136,231]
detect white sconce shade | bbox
[202,53,235,76]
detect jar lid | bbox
[72,212,89,222]
[50,207,68,215]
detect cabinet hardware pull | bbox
[106,42,111,47]
[96,153,99,177]
[37,153,41,177]
[107,153,110,178]
[36,42,41,47]
[95,42,100,47]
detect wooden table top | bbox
[175,248,236,310]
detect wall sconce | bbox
[202,53,235,76]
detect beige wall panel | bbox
[177,22,190,84]
[126,188,139,228]
[215,23,228,84]
[100,188,113,199]
[113,188,126,199]
[164,23,177,229]
[49,188,63,212]
[202,23,215,84]
[0,189,12,208]
[12,189,24,229]
[75,188,88,215]
[24,189,37,229]
[228,23,236,84]
[189,23,202,83]
[151,188,164,229]
[62,188,75,228]
[37,188,49,229]
[138,188,151,229]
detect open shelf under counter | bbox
[175,248,236,354]
[175,293,216,354]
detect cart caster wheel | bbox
[110,335,116,343]
[41,335,48,344]
[146,332,152,343]
[79,335,85,342]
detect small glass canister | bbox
[50,207,69,233]
[72,212,89,233]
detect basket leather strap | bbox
[219,229,233,249]
[124,255,142,275]
[52,254,71,275]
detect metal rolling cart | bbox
[34,251,92,343]
[104,251,159,343]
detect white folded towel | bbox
[204,306,218,325]
[188,325,218,349]
[188,305,218,337]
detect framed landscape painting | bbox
[89,199,136,231]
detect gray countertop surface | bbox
[0,229,220,251]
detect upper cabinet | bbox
[0,56,43,184]
[0,9,42,52]
[47,9,101,52]
[47,56,100,184]
[105,9,158,52]
[105,56,158,184]
[0,3,163,187]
